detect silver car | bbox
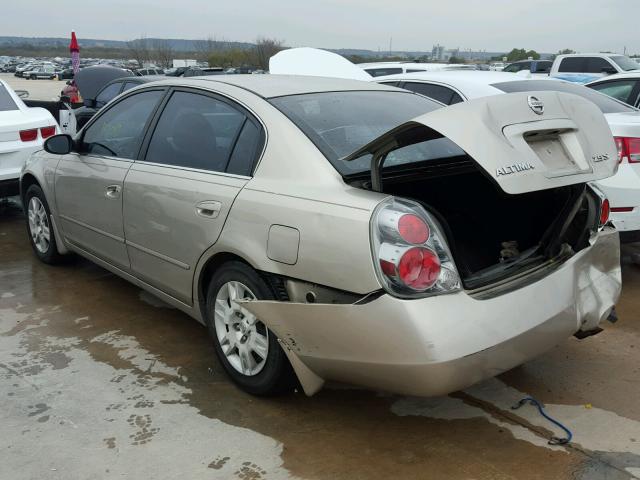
[21,75,621,397]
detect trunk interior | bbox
[350,156,599,291]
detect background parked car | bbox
[503,59,552,75]
[182,67,225,77]
[550,53,640,84]
[74,75,163,129]
[0,78,59,197]
[136,68,165,76]
[57,68,75,81]
[24,65,56,80]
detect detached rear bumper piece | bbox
[243,229,621,397]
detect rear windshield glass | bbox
[270,91,451,175]
[491,80,636,114]
[0,84,18,112]
[612,56,640,72]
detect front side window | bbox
[270,90,444,175]
[0,84,18,111]
[145,91,246,172]
[95,82,122,108]
[589,80,637,104]
[82,89,163,159]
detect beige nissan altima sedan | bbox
[21,75,621,397]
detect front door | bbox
[55,89,164,270]
[123,89,264,304]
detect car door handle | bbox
[196,201,222,219]
[105,185,121,199]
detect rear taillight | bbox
[614,137,640,163]
[372,198,460,298]
[40,126,56,139]
[19,129,38,142]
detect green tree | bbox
[448,56,465,64]
[505,48,540,62]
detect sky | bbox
[1,0,637,54]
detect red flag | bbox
[69,31,80,53]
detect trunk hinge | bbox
[370,141,398,192]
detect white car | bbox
[489,62,505,71]
[373,71,640,240]
[0,78,59,197]
[550,54,640,83]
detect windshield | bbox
[612,56,640,72]
[491,80,636,114]
[0,84,18,112]
[270,91,447,175]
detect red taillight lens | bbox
[600,198,610,226]
[614,137,640,163]
[398,214,430,244]
[40,126,56,139]
[397,247,441,290]
[19,129,38,142]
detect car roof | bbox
[373,70,562,99]
[143,74,401,99]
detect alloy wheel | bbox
[214,281,269,376]
[27,197,50,254]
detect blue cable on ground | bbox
[511,397,573,445]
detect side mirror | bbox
[602,67,617,75]
[44,134,74,155]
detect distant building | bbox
[431,44,445,61]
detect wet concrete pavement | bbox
[2,196,640,479]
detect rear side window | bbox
[95,82,122,108]
[226,120,262,176]
[145,91,246,172]
[365,68,403,77]
[403,82,463,105]
[558,57,587,73]
[589,79,637,104]
[270,90,443,175]
[83,89,163,159]
[0,84,18,111]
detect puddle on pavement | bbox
[2,206,640,479]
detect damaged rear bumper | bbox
[243,228,621,397]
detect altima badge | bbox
[528,96,544,115]
[496,163,535,176]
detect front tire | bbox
[204,261,295,395]
[25,184,64,264]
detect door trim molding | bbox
[59,214,125,243]
[126,240,191,270]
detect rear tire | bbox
[25,184,64,265]
[204,261,296,395]
[30,74,36,80]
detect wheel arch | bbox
[20,173,41,204]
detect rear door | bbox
[343,91,618,194]
[55,89,165,269]
[123,88,264,304]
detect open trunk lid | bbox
[343,91,618,194]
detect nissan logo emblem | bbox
[528,96,544,115]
